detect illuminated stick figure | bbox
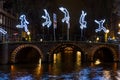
[59,7,70,29]
[79,10,87,40]
[41,9,52,28]
[16,14,29,32]
[59,7,70,41]
[79,10,87,29]
[0,28,7,35]
[95,19,107,33]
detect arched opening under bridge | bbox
[50,44,85,66]
[11,44,43,64]
[93,47,114,63]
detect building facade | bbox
[0,1,18,42]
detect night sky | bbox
[4,0,115,40]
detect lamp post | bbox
[105,29,109,42]
[27,31,31,41]
[118,23,120,34]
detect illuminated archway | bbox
[11,44,43,63]
[49,43,86,64]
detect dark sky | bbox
[4,0,115,40]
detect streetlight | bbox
[118,23,120,27]
[96,37,99,42]
[27,31,31,41]
[118,23,120,34]
[105,29,109,42]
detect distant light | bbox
[95,59,101,65]
[95,19,106,33]
[41,9,52,28]
[0,28,7,35]
[40,38,43,42]
[105,29,109,33]
[59,7,70,29]
[27,31,30,35]
[118,23,120,27]
[16,14,29,32]
[96,37,99,41]
[118,32,120,34]
[79,10,87,29]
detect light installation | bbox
[59,7,70,40]
[79,10,87,29]
[0,28,7,35]
[16,14,29,32]
[94,19,107,33]
[79,10,87,40]
[41,9,52,28]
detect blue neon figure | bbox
[41,9,52,28]
[0,28,7,35]
[59,7,70,29]
[16,14,29,32]
[95,19,107,33]
[79,10,87,29]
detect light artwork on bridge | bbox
[41,9,52,28]
[59,7,70,29]
[16,14,29,32]
[59,7,70,41]
[79,10,87,30]
[0,28,7,35]
[94,19,107,33]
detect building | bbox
[0,0,18,42]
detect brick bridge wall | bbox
[0,41,120,64]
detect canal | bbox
[0,61,120,79]
[0,46,120,80]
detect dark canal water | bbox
[0,48,120,80]
[0,62,120,80]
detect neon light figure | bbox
[41,9,52,28]
[59,7,70,29]
[79,10,87,29]
[79,10,87,40]
[16,14,29,32]
[0,28,7,35]
[95,19,107,33]
[59,7,70,40]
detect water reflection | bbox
[0,48,120,80]
[0,62,119,80]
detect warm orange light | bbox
[95,59,101,65]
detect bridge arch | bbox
[11,44,44,63]
[90,45,118,62]
[49,43,86,63]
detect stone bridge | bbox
[0,41,120,64]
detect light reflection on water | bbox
[0,62,120,80]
